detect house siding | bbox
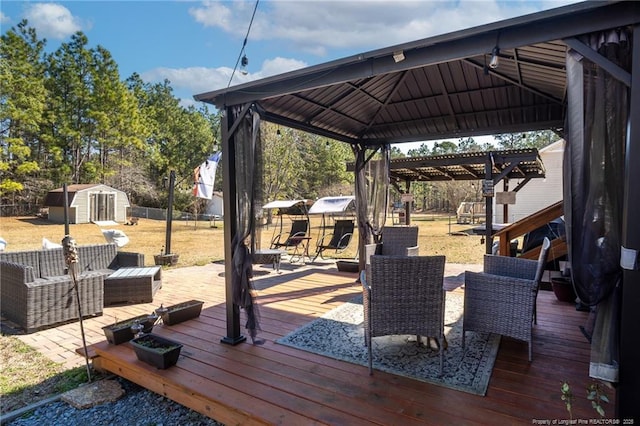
[494,140,564,223]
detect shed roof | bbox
[44,184,124,207]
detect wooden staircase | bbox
[493,200,567,262]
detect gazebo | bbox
[195,1,640,416]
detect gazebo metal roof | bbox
[195,1,637,146]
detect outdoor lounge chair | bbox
[361,255,446,375]
[462,237,551,361]
[313,219,354,260]
[270,219,309,251]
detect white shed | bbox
[494,140,564,223]
[44,184,130,224]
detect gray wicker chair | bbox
[462,237,551,361]
[361,255,446,375]
[364,225,419,266]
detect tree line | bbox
[1,20,557,216]
[0,21,355,214]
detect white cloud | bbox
[141,56,307,103]
[24,3,83,39]
[188,0,572,57]
[189,1,235,32]
[1,11,10,24]
[256,57,307,78]
[142,66,233,96]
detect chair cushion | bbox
[77,243,118,272]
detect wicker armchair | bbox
[462,237,551,361]
[364,225,419,266]
[361,255,446,375]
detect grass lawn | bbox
[0,212,485,266]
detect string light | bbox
[227,0,260,88]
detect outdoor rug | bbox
[276,291,500,396]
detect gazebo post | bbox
[220,105,245,345]
[618,23,640,418]
[484,153,494,254]
[404,179,411,225]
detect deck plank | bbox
[91,268,613,424]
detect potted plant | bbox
[159,300,204,325]
[154,246,179,266]
[551,277,577,303]
[102,313,158,345]
[130,333,183,369]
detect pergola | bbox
[347,148,547,249]
[195,1,640,417]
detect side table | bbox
[252,249,286,273]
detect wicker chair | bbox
[364,225,419,266]
[462,237,551,361]
[361,255,446,375]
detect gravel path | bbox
[7,377,224,426]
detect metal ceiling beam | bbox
[346,80,385,105]
[261,110,358,144]
[387,82,511,107]
[358,120,564,145]
[358,71,409,139]
[464,58,564,104]
[290,91,369,129]
[563,37,632,87]
[433,65,461,130]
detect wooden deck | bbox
[89,263,611,424]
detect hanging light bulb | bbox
[489,46,500,69]
[240,54,249,75]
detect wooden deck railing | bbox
[493,200,566,260]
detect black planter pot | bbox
[336,260,359,273]
[551,277,577,303]
[160,300,204,325]
[130,334,183,369]
[102,314,157,345]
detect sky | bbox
[1,0,581,151]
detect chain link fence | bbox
[128,206,222,224]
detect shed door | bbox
[90,193,115,221]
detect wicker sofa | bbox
[0,243,144,333]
